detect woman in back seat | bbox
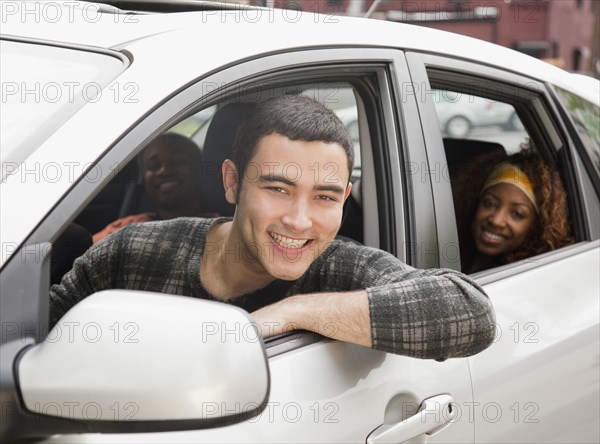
[453,144,574,273]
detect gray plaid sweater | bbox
[50,218,496,359]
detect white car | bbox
[1,1,599,443]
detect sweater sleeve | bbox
[317,243,496,360]
[49,228,123,328]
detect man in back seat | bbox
[92,133,217,243]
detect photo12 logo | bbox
[0,321,140,344]
[1,1,138,24]
[2,81,139,105]
[197,2,340,24]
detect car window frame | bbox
[405,51,598,281]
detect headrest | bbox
[443,138,506,173]
[201,102,255,216]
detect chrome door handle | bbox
[366,394,457,444]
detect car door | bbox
[2,45,476,443]
[155,49,474,444]
[407,52,600,443]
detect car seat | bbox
[338,178,363,244]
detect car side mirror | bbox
[16,290,269,435]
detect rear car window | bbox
[431,89,529,153]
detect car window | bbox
[429,86,575,274]
[73,81,367,258]
[57,64,397,361]
[301,85,361,178]
[170,82,364,233]
[431,89,529,153]
[171,105,217,147]
[554,86,600,175]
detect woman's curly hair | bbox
[452,141,574,270]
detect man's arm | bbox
[251,290,372,347]
[251,242,496,360]
[49,228,123,328]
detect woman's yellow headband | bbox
[481,162,538,212]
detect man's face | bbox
[225,133,352,281]
[143,140,199,210]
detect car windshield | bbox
[0,40,124,178]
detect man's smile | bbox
[157,180,180,191]
[269,232,311,249]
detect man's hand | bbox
[250,291,372,348]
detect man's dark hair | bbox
[232,95,354,185]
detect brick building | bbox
[250,0,599,77]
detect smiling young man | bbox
[50,95,496,360]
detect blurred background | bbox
[242,0,599,79]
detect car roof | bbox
[2,1,598,103]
